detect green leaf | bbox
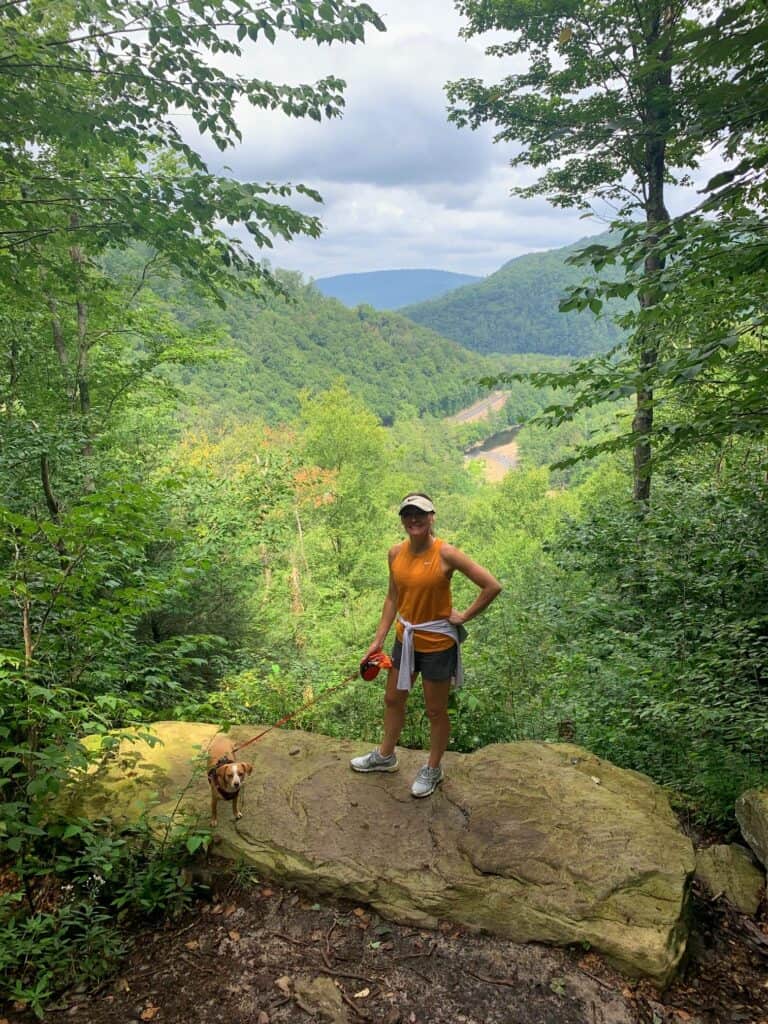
[186,834,207,854]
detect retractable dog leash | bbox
[358,650,393,680]
[231,651,394,754]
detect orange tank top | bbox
[392,537,453,653]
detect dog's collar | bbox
[208,756,238,801]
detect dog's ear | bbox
[240,762,253,775]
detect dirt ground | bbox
[6,866,767,1024]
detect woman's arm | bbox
[440,544,502,625]
[363,544,401,659]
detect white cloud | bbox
[193,1,724,280]
[262,174,603,278]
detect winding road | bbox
[447,390,508,424]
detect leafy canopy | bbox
[0,0,385,291]
[448,0,710,212]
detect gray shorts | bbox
[391,639,457,682]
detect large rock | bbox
[72,722,694,986]
[695,843,765,915]
[736,788,768,869]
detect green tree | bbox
[586,1,768,459]
[1,0,385,287]
[446,0,717,501]
[545,450,768,823]
[299,381,395,585]
[1,0,387,519]
[470,0,768,475]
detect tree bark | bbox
[22,598,32,668]
[8,336,19,395]
[70,225,95,482]
[633,4,674,504]
[40,453,60,523]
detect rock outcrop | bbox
[736,788,768,869]
[694,843,764,915]
[72,722,694,986]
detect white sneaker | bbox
[410,765,443,798]
[350,749,399,773]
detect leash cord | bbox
[232,670,359,754]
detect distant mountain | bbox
[313,269,482,310]
[401,236,627,357]
[145,267,502,425]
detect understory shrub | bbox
[0,811,209,1018]
[542,457,768,824]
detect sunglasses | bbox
[399,508,430,518]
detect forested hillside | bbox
[314,268,481,309]
[401,235,625,356]
[131,263,500,423]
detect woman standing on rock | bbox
[351,492,502,797]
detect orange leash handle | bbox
[359,650,393,680]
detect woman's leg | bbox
[379,666,410,756]
[421,678,451,768]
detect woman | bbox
[351,492,502,797]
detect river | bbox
[463,425,520,482]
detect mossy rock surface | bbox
[695,843,765,915]
[71,722,694,986]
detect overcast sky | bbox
[198,0,720,281]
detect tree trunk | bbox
[22,598,32,667]
[8,336,19,396]
[633,6,673,503]
[70,227,95,485]
[40,453,61,523]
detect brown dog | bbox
[207,734,253,827]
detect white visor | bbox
[398,494,435,514]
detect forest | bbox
[401,234,628,356]
[1,0,767,1016]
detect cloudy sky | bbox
[199,0,718,281]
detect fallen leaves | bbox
[210,901,237,916]
[352,906,371,928]
[29,876,768,1024]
